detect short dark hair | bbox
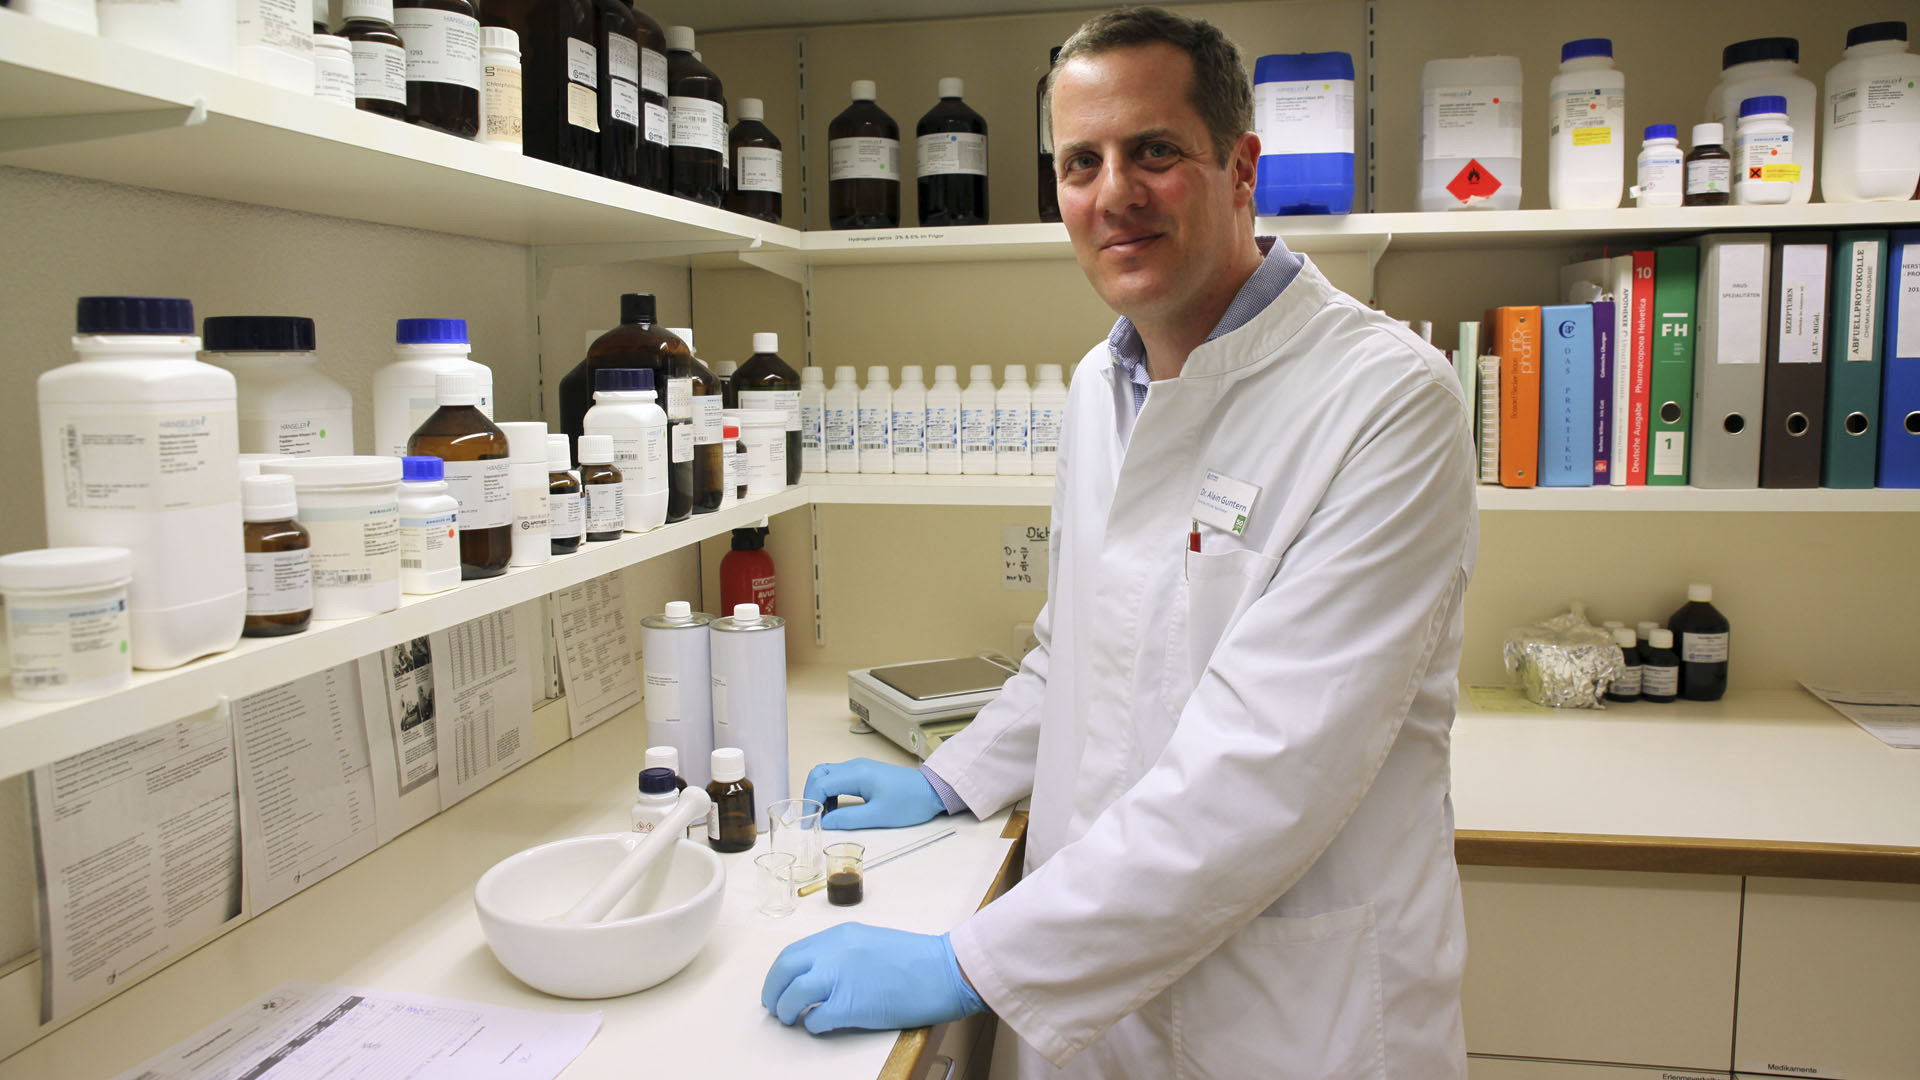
[1047,6,1251,167]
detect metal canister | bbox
[709,603,788,821]
[641,601,714,788]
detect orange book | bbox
[1483,306,1541,487]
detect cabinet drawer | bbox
[1462,867,1741,1070]
[1471,1056,1730,1079]
[1734,877,1920,1079]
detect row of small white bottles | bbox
[798,363,1068,476]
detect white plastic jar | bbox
[0,547,132,701]
[739,409,787,497]
[40,296,244,671]
[478,25,523,152]
[1548,38,1625,210]
[1419,55,1523,211]
[202,315,354,457]
[1707,37,1817,205]
[96,0,236,70]
[397,455,460,594]
[1634,124,1683,207]
[374,318,494,457]
[497,421,551,567]
[236,0,315,92]
[313,34,357,105]
[262,456,402,619]
[1822,21,1920,203]
[1734,96,1795,205]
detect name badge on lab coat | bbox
[1192,470,1260,536]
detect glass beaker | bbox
[824,841,865,907]
[755,851,798,918]
[766,797,824,884]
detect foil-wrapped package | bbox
[1502,610,1625,709]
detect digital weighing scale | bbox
[846,655,1014,759]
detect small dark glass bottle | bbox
[1603,628,1640,702]
[407,373,512,579]
[577,435,625,542]
[517,0,597,172]
[564,294,693,521]
[241,475,313,638]
[394,0,482,138]
[917,77,989,226]
[734,332,802,485]
[706,747,755,853]
[664,25,725,205]
[631,5,670,192]
[1667,583,1730,701]
[828,80,900,229]
[725,97,783,224]
[341,0,408,120]
[674,330,725,514]
[1684,123,1732,206]
[596,0,640,183]
[548,436,583,554]
[1640,629,1681,703]
[1037,46,1062,223]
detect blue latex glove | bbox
[802,757,945,830]
[762,924,987,1033]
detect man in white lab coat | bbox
[762,7,1476,1076]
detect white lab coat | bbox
[926,256,1477,1079]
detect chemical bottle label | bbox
[670,422,693,463]
[725,446,748,491]
[916,132,988,177]
[607,35,637,87]
[46,407,240,513]
[244,548,314,616]
[442,458,512,529]
[960,407,995,456]
[644,102,669,146]
[1254,79,1354,156]
[829,136,900,182]
[513,485,550,537]
[610,78,639,128]
[891,408,925,452]
[1829,77,1920,132]
[800,402,824,451]
[586,483,624,533]
[662,376,692,420]
[1681,631,1729,664]
[693,395,724,444]
[1686,157,1730,195]
[857,406,891,452]
[548,490,582,539]
[301,503,400,587]
[824,408,856,452]
[1611,665,1640,697]
[6,597,127,693]
[925,406,958,452]
[1444,159,1504,203]
[246,410,352,458]
[399,510,459,571]
[567,83,598,133]
[640,48,668,98]
[994,406,1030,452]
[1549,87,1623,146]
[239,0,313,55]
[1638,155,1681,200]
[739,390,802,431]
[1641,664,1679,697]
[669,96,727,154]
[736,146,783,193]
[1423,84,1522,161]
[352,40,407,105]
[392,7,481,92]
[1737,133,1799,183]
[565,37,597,89]
[485,64,523,143]
[1031,407,1065,454]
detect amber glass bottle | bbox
[726,97,783,224]
[828,80,900,229]
[705,747,755,853]
[393,0,482,137]
[664,25,726,205]
[671,329,725,514]
[630,4,671,191]
[562,293,693,521]
[1037,46,1062,222]
[916,78,989,226]
[516,0,598,172]
[241,475,313,637]
[577,434,625,541]
[407,372,512,578]
[595,0,639,183]
[733,332,802,485]
[341,0,409,121]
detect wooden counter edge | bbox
[879,812,1030,1080]
[1456,829,1920,883]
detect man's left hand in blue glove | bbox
[761,924,987,1034]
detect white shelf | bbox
[1474,485,1920,512]
[0,487,807,778]
[804,472,1055,506]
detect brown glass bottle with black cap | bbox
[734,332,802,485]
[917,77,989,226]
[562,293,694,521]
[1037,46,1062,222]
[408,372,513,578]
[828,80,900,228]
[630,4,670,192]
[664,25,726,205]
[512,0,597,172]
[341,0,409,120]
[725,97,783,224]
[393,0,481,137]
[673,329,726,514]
[595,0,640,183]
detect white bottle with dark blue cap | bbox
[1733,95,1795,205]
[202,315,353,457]
[375,317,495,457]
[583,368,669,532]
[1633,124,1683,207]
[1548,37,1626,209]
[39,297,245,670]
[397,456,462,594]
[1707,37,1817,205]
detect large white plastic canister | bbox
[1706,37,1818,205]
[202,315,354,457]
[373,318,494,457]
[39,297,244,670]
[96,0,236,71]
[1822,21,1920,203]
[1420,56,1523,211]
[1548,38,1625,210]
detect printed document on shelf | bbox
[231,664,380,914]
[1802,683,1920,749]
[107,980,601,1080]
[30,715,243,1023]
[357,634,444,843]
[432,609,535,807]
[551,571,644,737]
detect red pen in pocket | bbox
[1189,520,1201,553]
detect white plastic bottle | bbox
[1633,124,1683,207]
[798,366,826,472]
[631,768,679,832]
[825,365,860,473]
[1418,55,1523,211]
[396,455,461,594]
[375,318,494,457]
[1822,21,1920,203]
[201,316,353,457]
[892,365,928,474]
[1030,363,1068,476]
[235,0,315,92]
[39,297,244,671]
[960,364,997,475]
[583,367,668,532]
[1548,38,1625,210]
[97,0,236,71]
[497,421,550,567]
[858,366,893,474]
[1733,96,1795,206]
[925,364,962,474]
[1707,37,1818,205]
[995,364,1032,476]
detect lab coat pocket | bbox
[1172,904,1385,1080]
[1164,547,1281,711]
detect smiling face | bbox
[1050,42,1260,333]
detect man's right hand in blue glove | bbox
[802,757,946,829]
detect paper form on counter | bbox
[232,664,380,914]
[106,979,601,1080]
[551,571,644,737]
[432,609,535,807]
[1802,683,1920,749]
[357,635,443,843]
[29,716,242,1023]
